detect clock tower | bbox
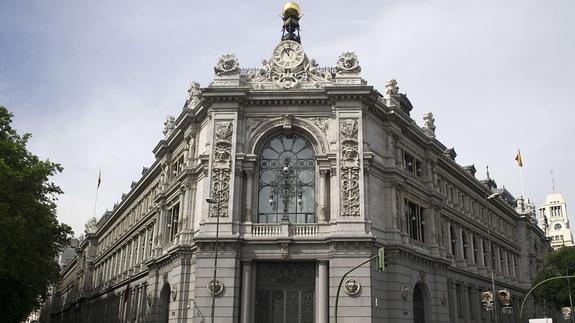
[538,192,574,249]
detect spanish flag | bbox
[97,169,102,188]
[514,149,523,167]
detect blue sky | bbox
[1,0,574,236]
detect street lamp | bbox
[269,158,303,222]
[487,191,504,323]
[206,196,221,323]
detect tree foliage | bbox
[533,246,575,308]
[0,106,72,323]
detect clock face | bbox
[273,41,305,69]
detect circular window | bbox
[554,223,562,230]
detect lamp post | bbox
[269,158,303,222]
[206,196,221,323]
[487,191,504,323]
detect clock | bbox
[273,40,305,69]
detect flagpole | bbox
[93,186,99,218]
[515,149,525,198]
[93,170,101,218]
[519,165,525,198]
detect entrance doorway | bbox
[413,283,426,323]
[159,283,170,323]
[255,262,315,323]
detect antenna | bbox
[551,169,556,193]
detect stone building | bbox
[538,192,574,249]
[40,3,552,323]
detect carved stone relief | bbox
[84,217,98,234]
[340,119,360,216]
[214,54,240,76]
[210,121,233,217]
[311,117,329,135]
[247,116,326,155]
[184,134,195,163]
[344,278,361,296]
[162,116,175,137]
[185,82,201,109]
[336,52,361,75]
[245,118,266,134]
[244,41,334,90]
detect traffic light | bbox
[377,247,385,272]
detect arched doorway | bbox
[159,283,170,323]
[413,283,426,323]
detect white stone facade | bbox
[39,26,552,323]
[538,192,574,249]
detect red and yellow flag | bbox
[514,149,523,167]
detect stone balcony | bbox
[241,222,325,239]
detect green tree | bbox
[0,106,72,323]
[533,246,575,308]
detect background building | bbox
[538,192,574,249]
[40,4,552,323]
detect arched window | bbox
[258,133,316,223]
[554,223,562,230]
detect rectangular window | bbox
[403,151,423,178]
[172,154,185,177]
[169,204,180,241]
[405,199,425,242]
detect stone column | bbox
[394,141,404,168]
[456,226,465,263]
[317,260,329,323]
[187,183,197,231]
[398,190,407,241]
[511,255,517,278]
[135,234,141,267]
[143,226,149,260]
[447,222,453,256]
[318,170,328,223]
[503,250,510,278]
[469,232,476,264]
[180,185,190,232]
[245,170,253,223]
[477,236,486,268]
[129,239,135,270]
[153,207,164,254]
[177,189,185,237]
[495,246,502,275]
[240,261,253,323]
[425,207,439,256]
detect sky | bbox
[1,0,574,236]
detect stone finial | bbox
[443,148,457,160]
[214,54,240,76]
[384,79,399,100]
[84,216,98,234]
[422,112,436,137]
[335,52,361,75]
[515,196,526,213]
[163,116,175,136]
[185,82,201,109]
[463,165,476,177]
